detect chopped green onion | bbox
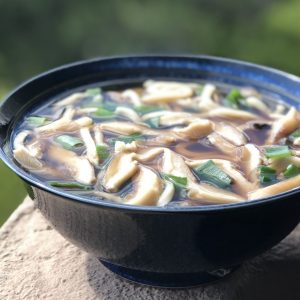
[145,116,160,128]
[194,85,203,95]
[289,129,300,138]
[194,160,232,188]
[85,87,102,96]
[110,133,145,145]
[49,181,92,190]
[283,164,300,178]
[226,88,244,108]
[265,146,291,159]
[26,116,48,127]
[102,101,118,111]
[96,145,109,160]
[163,174,187,188]
[55,135,84,150]
[93,107,115,118]
[259,165,277,184]
[134,104,163,114]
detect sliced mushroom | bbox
[197,84,219,111]
[115,106,141,123]
[294,137,300,146]
[48,145,95,185]
[134,147,164,162]
[76,107,98,114]
[268,107,299,143]
[102,152,139,192]
[207,132,237,155]
[177,98,200,111]
[114,141,138,153]
[157,181,175,206]
[100,122,144,135]
[240,87,260,98]
[188,182,244,204]
[241,144,262,183]
[207,107,258,120]
[125,166,163,206]
[249,174,300,200]
[245,96,270,113]
[54,92,85,107]
[214,122,248,146]
[173,119,214,140]
[13,131,43,170]
[122,89,142,106]
[147,135,177,145]
[80,127,98,165]
[142,81,193,103]
[93,125,107,146]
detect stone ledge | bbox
[0,197,300,300]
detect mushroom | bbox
[48,144,95,185]
[142,111,193,126]
[80,127,99,165]
[197,84,219,111]
[207,132,237,155]
[134,147,164,162]
[114,141,138,153]
[115,106,141,123]
[54,92,85,107]
[122,89,142,105]
[142,81,193,103]
[245,96,270,113]
[102,152,139,192]
[100,122,144,135]
[214,122,248,146]
[241,144,262,183]
[173,119,214,140]
[125,166,163,206]
[249,174,300,200]
[268,107,299,143]
[13,131,43,170]
[207,107,258,120]
[157,181,175,206]
[94,191,122,203]
[93,125,108,146]
[188,182,244,204]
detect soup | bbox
[12,80,300,206]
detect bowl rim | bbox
[1,54,300,213]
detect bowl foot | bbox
[100,260,239,288]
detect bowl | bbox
[1,55,300,288]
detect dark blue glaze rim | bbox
[1,54,300,213]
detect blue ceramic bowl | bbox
[1,55,300,287]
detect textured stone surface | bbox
[0,197,300,300]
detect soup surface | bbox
[12,80,300,206]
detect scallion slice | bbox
[93,107,115,118]
[145,116,160,128]
[26,116,48,127]
[283,164,300,178]
[85,87,102,96]
[194,85,203,95]
[163,174,187,188]
[289,129,300,138]
[55,135,84,150]
[49,181,92,190]
[226,88,244,108]
[194,160,232,188]
[96,145,109,160]
[259,165,277,184]
[110,133,145,145]
[134,104,163,114]
[265,146,291,159]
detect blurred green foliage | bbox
[1,0,300,224]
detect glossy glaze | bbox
[1,56,300,286]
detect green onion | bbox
[49,181,92,190]
[289,129,300,138]
[145,116,160,128]
[102,101,118,111]
[259,165,277,184]
[55,135,84,150]
[194,85,203,95]
[134,104,163,114]
[283,164,300,178]
[110,133,145,145]
[96,145,109,160]
[265,146,291,159]
[26,116,49,127]
[163,174,187,188]
[194,160,232,188]
[85,87,102,96]
[226,88,244,108]
[93,107,115,118]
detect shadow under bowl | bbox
[0,55,300,287]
